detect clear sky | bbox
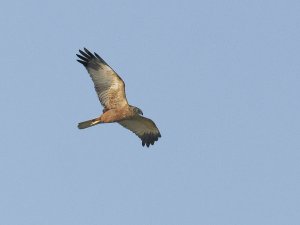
[0,0,299,224]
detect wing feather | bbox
[77,48,128,109]
[118,116,161,147]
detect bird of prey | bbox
[76,48,161,147]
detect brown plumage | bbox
[76,48,161,147]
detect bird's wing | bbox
[118,115,161,147]
[77,48,128,110]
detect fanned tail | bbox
[78,118,102,129]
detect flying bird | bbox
[76,48,161,147]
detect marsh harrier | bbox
[76,48,161,147]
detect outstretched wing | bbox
[77,48,128,110]
[118,115,161,147]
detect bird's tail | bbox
[78,118,102,129]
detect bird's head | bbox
[132,106,143,115]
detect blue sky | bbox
[0,0,299,224]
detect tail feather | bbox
[78,118,101,129]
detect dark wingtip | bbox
[94,52,105,62]
[78,49,90,59]
[77,59,87,66]
[94,52,101,59]
[77,48,99,67]
[84,48,94,57]
[141,132,161,148]
[77,48,106,67]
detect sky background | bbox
[0,0,299,224]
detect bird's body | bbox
[78,105,136,127]
[101,106,136,123]
[76,48,161,147]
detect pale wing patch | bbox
[77,48,128,109]
[118,115,161,147]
